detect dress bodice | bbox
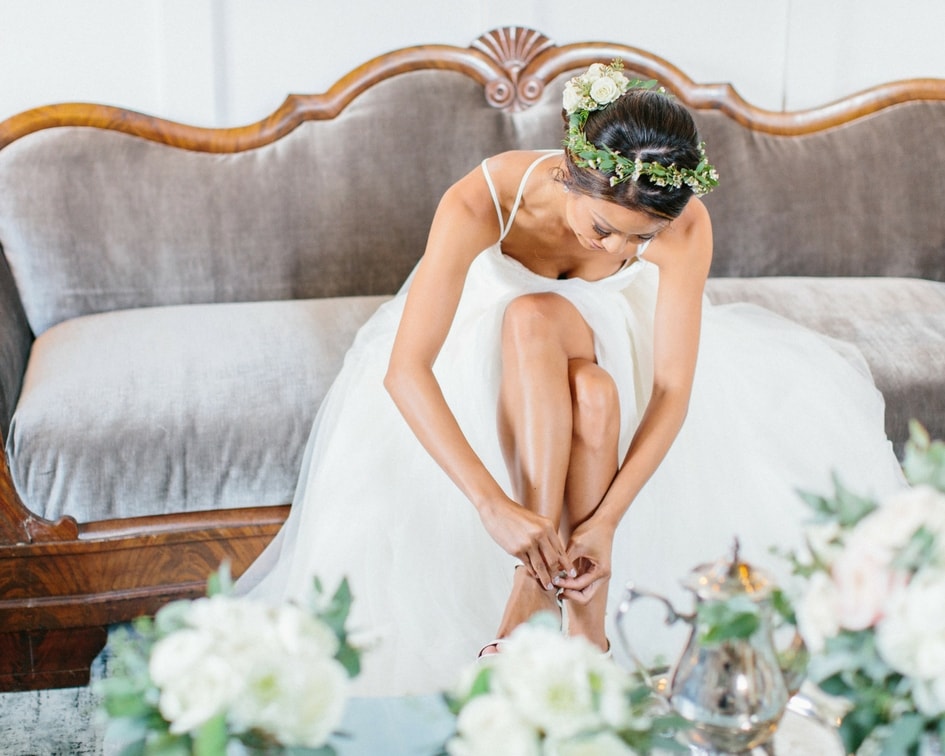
[479,151,650,294]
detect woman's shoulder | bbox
[645,198,713,277]
[481,150,562,184]
[445,150,559,222]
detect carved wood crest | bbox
[471,27,555,112]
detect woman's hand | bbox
[478,497,573,590]
[555,516,616,605]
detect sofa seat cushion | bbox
[705,276,945,452]
[6,296,389,522]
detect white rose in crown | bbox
[589,76,621,107]
[562,82,585,115]
[582,63,607,82]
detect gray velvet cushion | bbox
[705,276,945,452]
[3,67,943,339]
[5,295,387,521]
[0,251,31,440]
[0,73,530,337]
[692,103,945,282]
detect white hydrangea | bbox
[151,631,241,734]
[547,730,639,756]
[447,620,654,755]
[492,624,610,739]
[148,595,347,747]
[875,568,945,680]
[447,694,541,756]
[795,571,841,654]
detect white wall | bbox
[2,0,944,128]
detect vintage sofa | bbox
[1,28,944,690]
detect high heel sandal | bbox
[477,638,507,662]
[477,566,565,662]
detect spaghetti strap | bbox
[480,159,506,239]
[481,151,562,242]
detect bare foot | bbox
[480,567,561,657]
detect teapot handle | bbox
[614,583,690,696]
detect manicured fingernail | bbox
[552,576,561,586]
[569,569,577,578]
[546,583,554,591]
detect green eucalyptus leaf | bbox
[336,641,361,678]
[193,714,228,756]
[697,598,761,644]
[840,703,882,755]
[318,577,353,640]
[115,740,147,756]
[770,588,797,625]
[833,475,878,527]
[143,730,192,756]
[467,665,492,700]
[878,713,925,756]
[206,562,233,597]
[904,420,945,491]
[892,526,936,572]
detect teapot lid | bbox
[681,539,773,601]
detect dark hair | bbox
[562,89,703,220]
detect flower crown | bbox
[563,61,719,196]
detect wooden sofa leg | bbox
[0,626,108,691]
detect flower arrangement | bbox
[443,615,686,755]
[562,61,719,195]
[787,422,945,755]
[97,566,360,755]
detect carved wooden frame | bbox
[1,26,944,691]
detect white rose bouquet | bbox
[786,422,945,755]
[443,616,686,756]
[97,565,360,755]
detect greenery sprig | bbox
[562,61,720,195]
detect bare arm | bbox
[384,161,573,585]
[558,198,712,599]
[597,198,713,526]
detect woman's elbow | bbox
[383,361,406,402]
[650,380,693,421]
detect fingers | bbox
[559,581,604,605]
[555,566,602,593]
[556,563,609,605]
[522,518,572,590]
[529,541,567,590]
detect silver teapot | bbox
[615,541,806,754]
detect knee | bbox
[501,293,564,347]
[570,362,619,447]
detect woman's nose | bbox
[604,236,629,254]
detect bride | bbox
[237,63,904,695]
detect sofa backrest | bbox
[1,27,944,337]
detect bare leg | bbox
[561,358,620,650]
[486,293,597,652]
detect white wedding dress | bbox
[236,152,905,696]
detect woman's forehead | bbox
[584,195,667,234]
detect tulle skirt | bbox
[236,245,904,696]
